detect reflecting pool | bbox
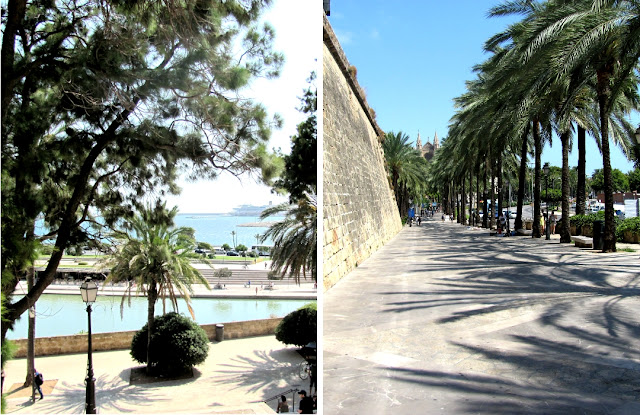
[7,294,314,339]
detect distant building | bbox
[415,131,440,161]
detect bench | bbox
[571,235,593,248]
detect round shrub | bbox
[275,302,317,347]
[131,312,209,376]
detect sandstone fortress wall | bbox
[323,14,402,291]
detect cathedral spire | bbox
[416,130,422,150]
[433,131,439,149]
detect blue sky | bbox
[165,0,320,213]
[327,0,638,176]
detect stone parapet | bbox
[12,318,282,357]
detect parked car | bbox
[258,251,270,256]
[194,248,205,254]
[226,251,239,256]
[214,249,226,255]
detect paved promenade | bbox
[3,336,311,414]
[324,217,640,414]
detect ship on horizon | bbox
[230,202,274,216]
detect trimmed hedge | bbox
[131,312,209,376]
[275,303,317,347]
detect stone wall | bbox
[322,15,402,291]
[12,318,282,357]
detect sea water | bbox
[36,213,284,249]
[174,213,280,247]
[7,294,313,339]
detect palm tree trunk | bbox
[469,169,478,226]
[146,280,158,374]
[532,119,542,238]
[516,124,530,230]
[490,157,496,229]
[560,131,572,243]
[497,152,503,222]
[482,161,488,228]
[576,125,586,216]
[476,161,481,226]
[596,65,616,252]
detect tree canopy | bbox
[1,0,283,341]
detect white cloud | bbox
[333,28,354,45]
[166,0,319,214]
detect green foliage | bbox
[130,312,209,376]
[590,169,630,193]
[274,73,317,203]
[247,251,259,258]
[261,194,317,284]
[617,217,640,236]
[213,268,232,279]
[628,168,640,191]
[570,214,591,228]
[2,0,282,341]
[221,243,231,251]
[267,270,283,280]
[235,244,248,253]
[105,202,209,328]
[275,303,317,347]
[197,242,213,251]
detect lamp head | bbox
[543,162,550,176]
[80,277,98,304]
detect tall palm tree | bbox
[260,193,317,284]
[382,131,429,217]
[105,202,209,373]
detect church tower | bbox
[433,131,439,149]
[415,131,422,151]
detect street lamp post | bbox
[80,278,98,414]
[543,163,550,240]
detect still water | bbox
[7,294,313,340]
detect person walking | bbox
[298,390,314,414]
[276,395,289,413]
[550,211,557,234]
[34,369,44,400]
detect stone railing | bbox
[12,318,282,358]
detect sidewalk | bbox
[3,336,312,414]
[324,217,640,414]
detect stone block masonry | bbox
[12,318,282,357]
[323,14,402,291]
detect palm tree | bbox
[260,193,316,284]
[105,202,209,373]
[231,231,237,250]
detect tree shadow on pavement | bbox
[385,366,629,414]
[210,347,306,400]
[375,223,640,412]
[12,374,165,414]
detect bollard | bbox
[215,324,224,342]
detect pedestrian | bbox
[34,369,44,400]
[550,211,557,234]
[298,390,314,414]
[276,395,289,413]
[248,280,251,287]
[540,212,545,233]
[309,363,317,396]
[1,368,5,395]
[255,287,258,296]
[498,213,506,233]
[265,262,267,269]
